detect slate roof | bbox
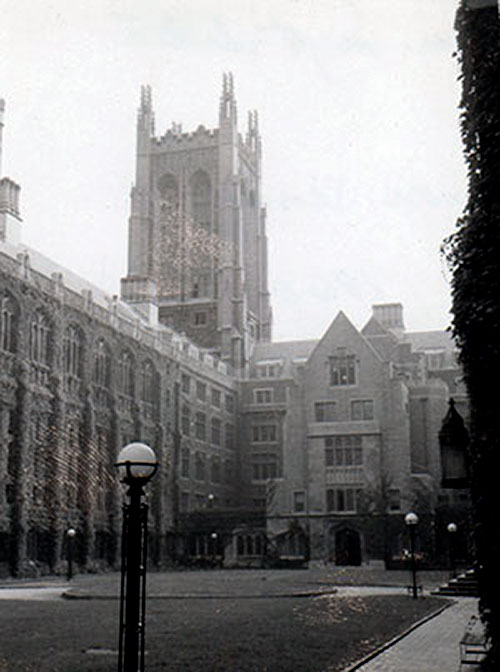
[404,330,456,352]
[251,339,318,363]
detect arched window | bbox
[141,360,156,403]
[65,421,80,508]
[93,338,111,388]
[158,173,179,211]
[0,294,18,353]
[63,325,84,378]
[117,350,134,396]
[190,170,211,230]
[29,311,51,365]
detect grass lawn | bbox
[0,593,447,671]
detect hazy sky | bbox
[1,0,466,341]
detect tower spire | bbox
[246,110,260,155]
[219,72,237,122]
[138,85,155,136]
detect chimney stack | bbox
[372,303,405,339]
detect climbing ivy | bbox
[445,2,500,667]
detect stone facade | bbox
[0,240,241,575]
[239,305,471,567]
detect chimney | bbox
[372,303,405,339]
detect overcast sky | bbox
[1,0,466,341]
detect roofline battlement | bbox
[154,124,219,150]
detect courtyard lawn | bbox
[0,593,447,672]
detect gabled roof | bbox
[252,339,318,362]
[404,330,456,352]
[361,316,399,360]
[361,315,390,337]
[308,310,384,363]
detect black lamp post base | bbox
[406,584,423,598]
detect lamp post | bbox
[115,442,158,672]
[447,522,458,578]
[66,528,76,582]
[207,493,215,509]
[405,512,419,599]
[210,531,218,567]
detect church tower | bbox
[121,75,272,370]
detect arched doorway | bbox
[335,528,361,566]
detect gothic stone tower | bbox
[121,75,272,371]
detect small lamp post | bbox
[405,512,419,599]
[207,493,215,509]
[66,528,76,582]
[115,442,158,672]
[210,531,218,567]
[447,522,458,578]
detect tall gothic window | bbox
[117,350,134,396]
[141,360,156,403]
[189,171,212,299]
[190,170,211,230]
[93,338,111,387]
[63,325,83,378]
[95,427,109,510]
[156,173,180,296]
[65,421,79,508]
[29,310,51,365]
[0,294,18,353]
[158,173,179,211]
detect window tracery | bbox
[0,294,18,353]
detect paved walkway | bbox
[345,598,480,672]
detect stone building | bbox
[0,232,241,574]
[0,82,471,575]
[238,303,470,567]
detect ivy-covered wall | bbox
[0,248,239,577]
[447,1,500,667]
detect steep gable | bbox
[361,315,399,361]
[304,310,387,403]
[309,310,383,366]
